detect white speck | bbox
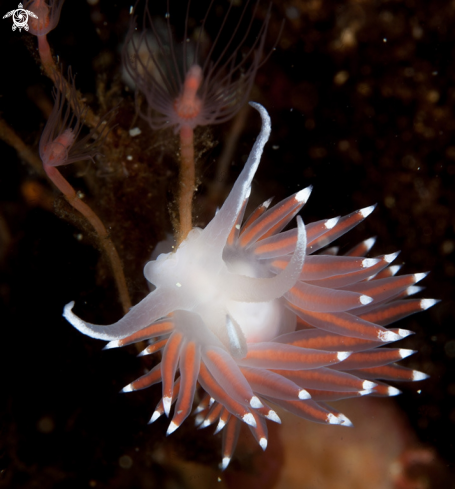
[296,185,312,203]
[272,145,280,150]
[405,286,423,296]
[121,384,133,393]
[209,397,215,407]
[250,396,263,409]
[399,348,415,359]
[417,389,422,394]
[263,197,273,209]
[337,414,353,427]
[383,38,387,42]
[164,12,170,19]
[420,298,438,310]
[387,386,401,396]
[219,456,230,471]
[166,421,178,435]
[193,404,206,414]
[194,414,205,426]
[298,389,311,399]
[259,437,267,450]
[412,370,429,381]
[129,127,141,137]
[359,204,376,218]
[214,418,226,434]
[362,258,379,268]
[398,328,413,338]
[77,190,85,199]
[235,224,240,230]
[414,272,428,283]
[359,389,371,396]
[201,419,211,428]
[129,6,133,14]
[149,411,161,423]
[325,217,340,229]
[126,155,133,161]
[176,283,182,287]
[388,265,401,275]
[163,397,172,416]
[137,348,149,357]
[242,413,256,427]
[337,351,351,361]
[103,340,120,350]
[327,413,339,425]
[362,380,377,390]
[377,330,400,342]
[266,410,281,424]
[363,237,376,251]
[360,295,373,305]
[384,251,400,263]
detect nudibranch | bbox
[64,103,434,470]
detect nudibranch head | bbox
[64,103,434,470]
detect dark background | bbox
[0,0,454,487]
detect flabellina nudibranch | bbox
[64,103,434,470]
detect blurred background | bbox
[0,0,454,487]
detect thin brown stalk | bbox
[44,164,132,314]
[177,125,195,244]
[0,118,43,173]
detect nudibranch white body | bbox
[64,103,434,470]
